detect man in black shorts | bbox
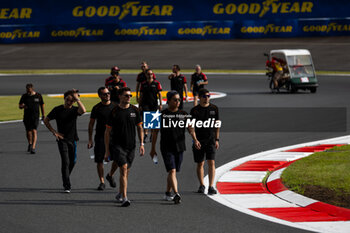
[150,91,200,204]
[168,65,188,110]
[139,68,163,141]
[104,87,145,207]
[190,89,220,195]
[105,66,127,103]
[19,83,45,154]
[44,89,86,193]
[190,65,208,106]
[88,87,117,191]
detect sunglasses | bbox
[124,94,132,98]
[147,73,153,75]
[201,94,211,98]
[101,92,110,96]
[172,98,181,102]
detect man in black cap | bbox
[19,83,45,154]
[150,90,200,204]
[105,66,127,103]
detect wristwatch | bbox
[215,139,219,141]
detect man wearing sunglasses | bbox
[136,61,156,104]
[139,68,163,142]
[44,89,86,193]
[88,87,117,191]
[190,88,220,195]
[104,87,145,207]
[150,90,200,204]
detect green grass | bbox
[281,145,350,195]
[1,69,350,75]
[0,95,137,121]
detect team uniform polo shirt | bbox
[19,92,44,120]
[190,103,219,144]
[191,72,208,92]
[140,80,162,109]
[170,74,187,97]
[106,105,142,150]
[90,102,116,139]
[105,76,127,102]
[47,105,80,141]
[160,109,188,153]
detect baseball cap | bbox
[111,66,120,74]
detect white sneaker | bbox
[64,189,71,193]
[163,192,174,201]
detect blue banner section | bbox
[1,0,350,43]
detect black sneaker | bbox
[208,186,217,195]
[121,199,131,207]
[173,193,181,204]
[197,185,205,193]
[30,148,36,154]
[27,144,32,152]
[115,193,123,203]
[97,183,105,191]
[106,174,116,188]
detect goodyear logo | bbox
[178,26,230,36]
[213,0,313,18]
[303,23,350,33]
[241,24,293,34]
[0,29,40,40]
[51,28,104,38]
[73,2,173,20]
[0,8,32,19]
[114,27,166,37]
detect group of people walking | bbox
[18,62,220,207]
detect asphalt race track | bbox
[1,39,350,233]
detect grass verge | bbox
[281,145,350,208]
[1,69,350,75]
[0,95,136,122]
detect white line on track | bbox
[204,135,350,233]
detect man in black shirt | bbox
[44,89,86,193]
[150,91,200,204]
[190,89,220,195]
[19,83,45,154]
[88,87,116,191]
[139,69,163,141]
[190,65,208,106]
[168,65,188,110]
[104,87,145,207]
[135,61,156,104]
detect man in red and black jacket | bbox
[105,66,127,103]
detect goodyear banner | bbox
[1,0,350,43]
